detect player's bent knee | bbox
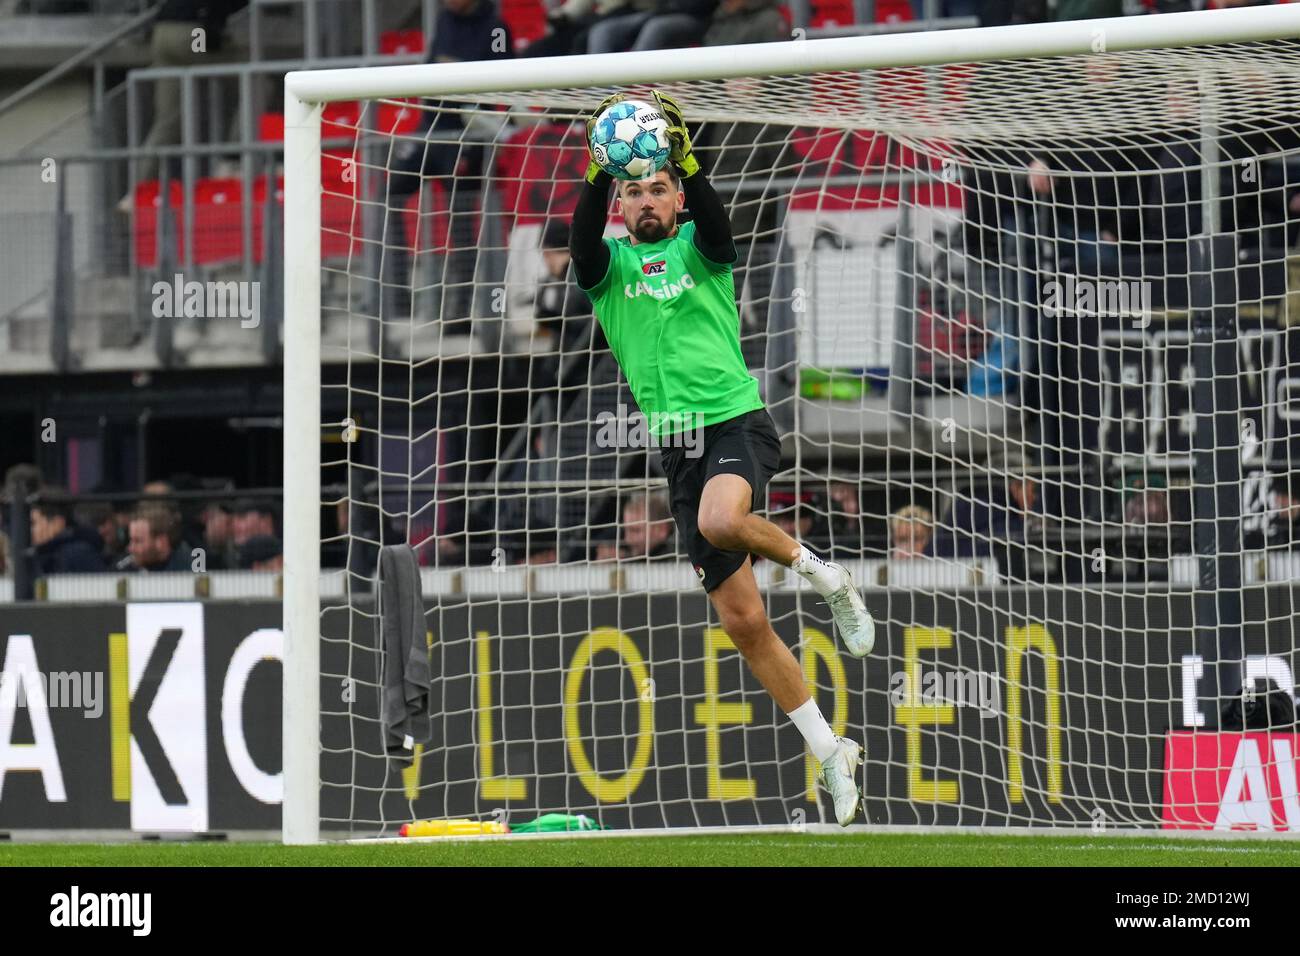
[718,606,770,651]
[698,508,743,551]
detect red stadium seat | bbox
[260,105,361,143]
[258,112,284,142]
[502,0,547,48]
[377,99,422,136]
[187,177,244,265]
[322,101,361,140]
[321,150,358,187]
[810,0,854,27]
[379,29,425,56]
[132,179,182,268]
[874,0,913,22]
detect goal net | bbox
[283,7,1300,842]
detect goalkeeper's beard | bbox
[631,211,675,243]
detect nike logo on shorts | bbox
[718,457,741,464]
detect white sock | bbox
[788,698,839,763]
[790,545,844,597]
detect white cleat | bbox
[819,737,863,826]
[824,563,875,658]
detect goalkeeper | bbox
[570,92,876,826]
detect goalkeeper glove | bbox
[652,90,699,179]
[584,92,627,185]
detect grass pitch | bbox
[3,831,1299,867]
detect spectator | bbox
[129,0,250,192]
[201,502,237,570]
[978,0,1046,25]
[239,535,283,572]
[588,0,719,54]
[890,505,933,560]
[929,453,1044,578]
[694,0,789,342]
[908,0,979,19]
[321,500,350,569]
[1051,0,1121,19]
[1243,470,1300,551]
[231,499,278,550]
[123,502,192,572]
[702,0,782,47]
[595,492,676,560]
[31,493,107,574]
[382,0,513,330]
[525,0,634,57]
[532,219,606,389]
[1,463,43,575]
[1025,143,1144,278]
[769,490,829,547]
[1124,487,1169,528]
[535,220,596,341]
[826,481,865,559]
[74,501,125,567]
[137,481,185,540]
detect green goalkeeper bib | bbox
[579,220,764,437]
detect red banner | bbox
[1162,731,1300,831]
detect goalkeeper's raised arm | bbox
[569,91,735,289]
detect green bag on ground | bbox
[509,813,603,833]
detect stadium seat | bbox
[377,99,422,136]
[501,0,547,48]
[321,150,356,186]
[132,179,182,269]
[322,101,361,140]
[259,105,360,144]
[188,177,245,266]
[379,29,425,56]
[874,0,913,22]
[810,0,854,27]
[258,112,285,142]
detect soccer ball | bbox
[589,99,672,181]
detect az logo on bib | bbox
[642,260,666,276]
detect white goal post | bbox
[283,6,1300,844]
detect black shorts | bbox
[660,408,782,592]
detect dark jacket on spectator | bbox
[927,491,1041,560]
[34,525,107,575]
[703,0,786,46]
[428,0,512,64]
[425,0,515,132]
[1052,0,1121,20]
[1029,140,1145,252]
[121,541,195,573]
[156,0,248,50]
